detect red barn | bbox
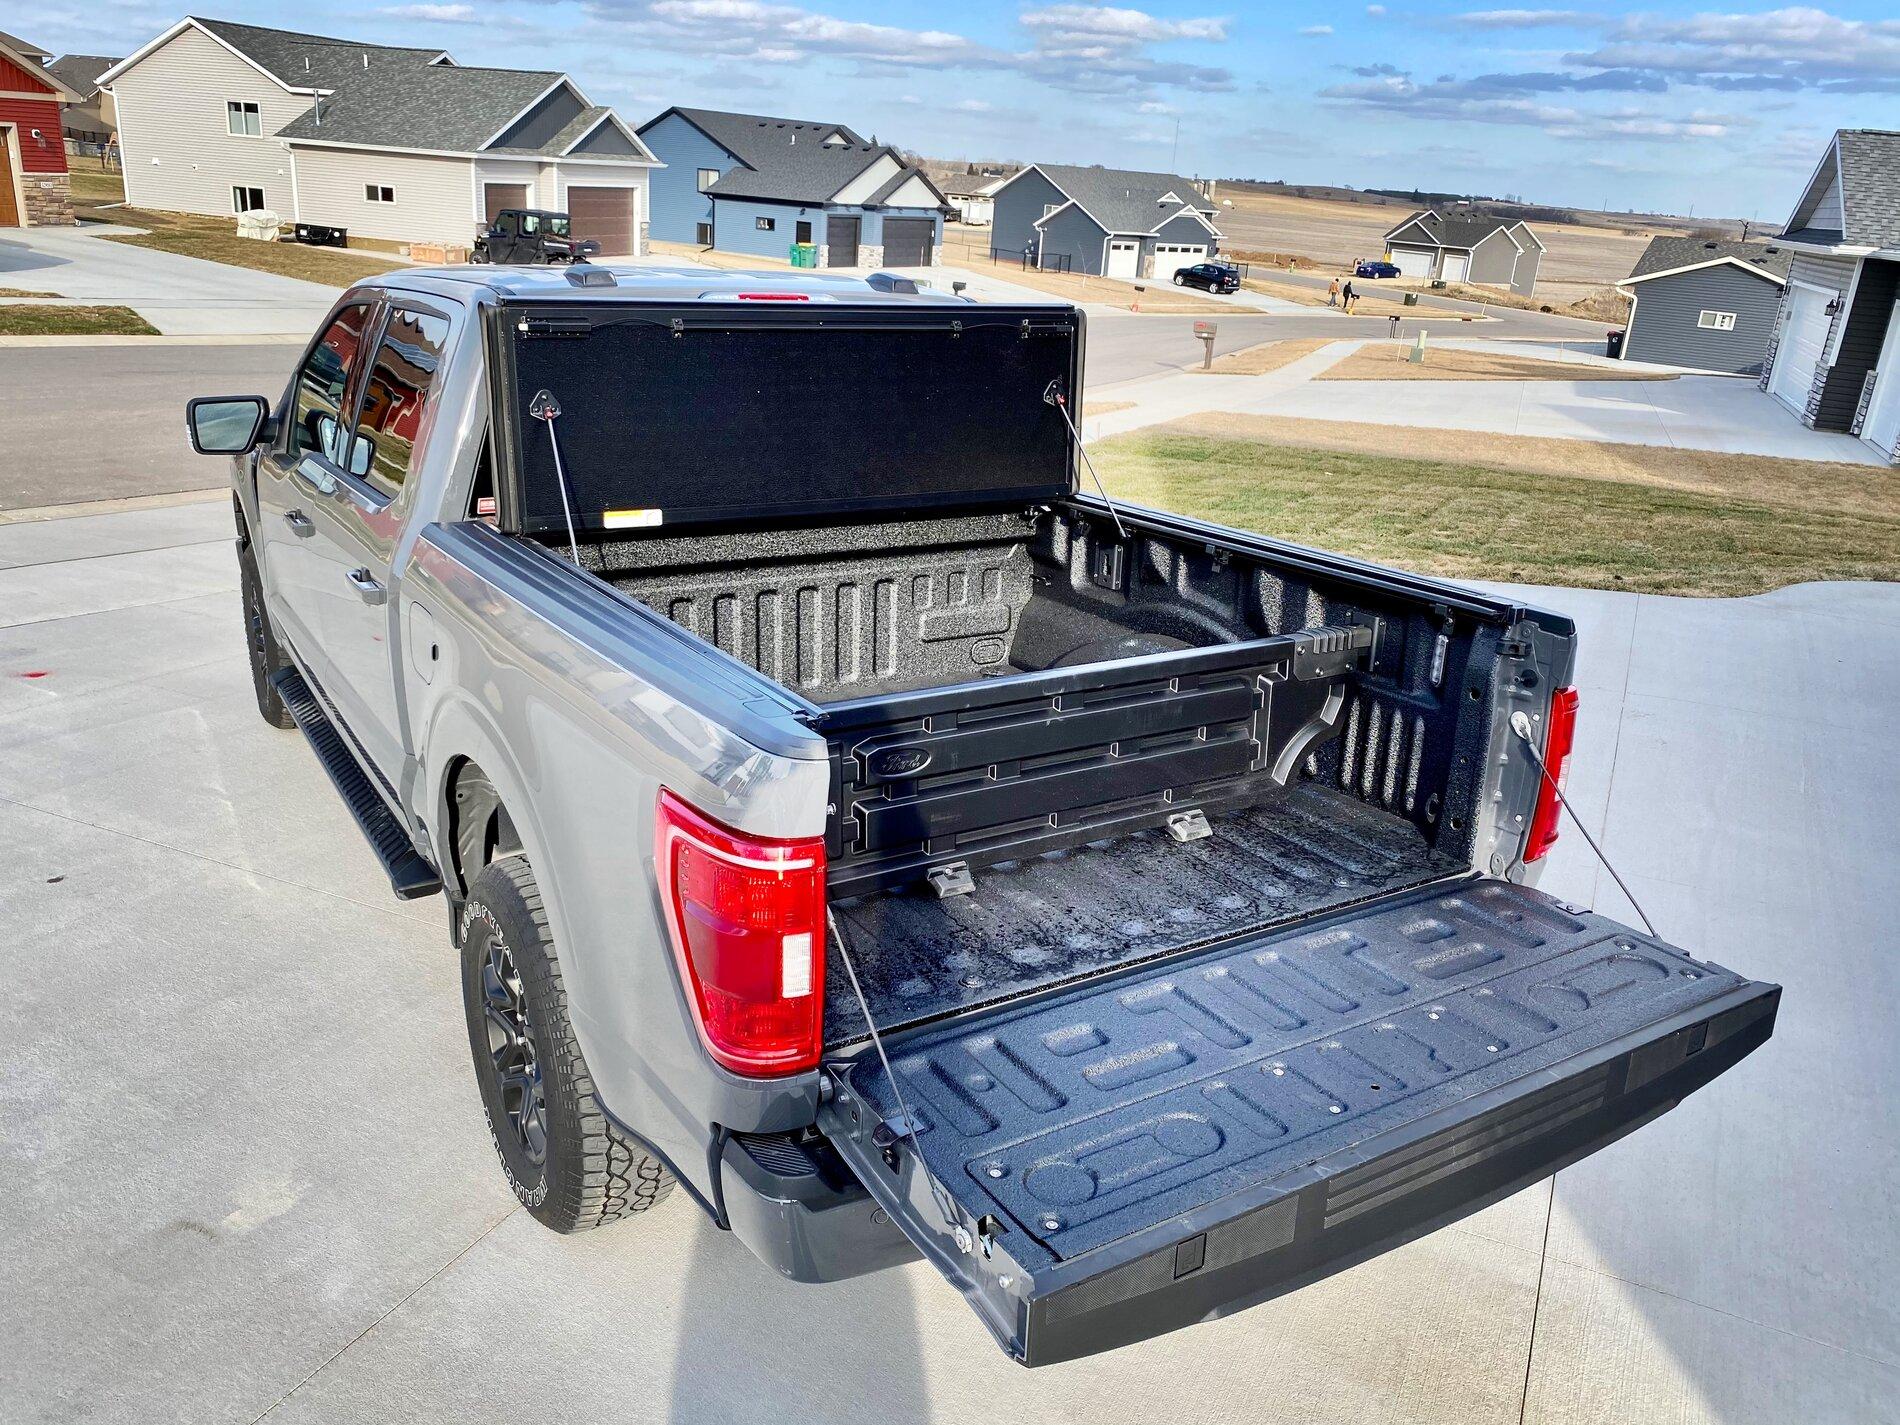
[0,31,80,226]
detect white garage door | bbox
[1391,247,1434,279]
[1441,251,1470,282]
[1105,240,1140,280]
[1771,283,1834,412]
[1154,242,1208,274]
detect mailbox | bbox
[1193,320,1218,338]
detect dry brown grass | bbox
[97,209,405,287]
[1316,345,1673,382]
[1389,278,1630,322]
[0,305,159,336]
[1194,338,1338,376]
[963,263,1238,312]
[1156,411,1899,520]
[0,287,58,298]
[1240,275,1484,322]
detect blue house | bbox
[637,106,948,267]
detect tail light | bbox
[1523,687,1578,863]
[735,292,809,301]
[655,790,826,1076]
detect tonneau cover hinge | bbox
[927,861,976,899]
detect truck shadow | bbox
[666,1214,932,1424]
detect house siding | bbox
[111,24,309,217]
[1510,244,1541,296]
[639,110,732,242]
[291,145,475,244]
[710,195,814,258]
[1465,229,1518,286]
[571,121,637,156]
[1037,202,1110,274]
[1153,209,1215,246]
[1818,258,1900,430]
[490,83,583,150]
[991,168,1068,260]
[473,155,544,211]
[1623,264,1782,374]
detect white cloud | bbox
[1366,4,1387,14]
[1137,99,1176,113]
[1572,6,1900,90]
[381,2,478,19]
[1299,25,1334,37]
[1320,72,1745,140]
[952,98,993,111]
[1451,9,1599,27]
[1018,4,1227,48]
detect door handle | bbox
[283,509,315,537]
[346,568,387,606]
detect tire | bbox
[459,857,675,1231]
[237,539,296,729]
[1173,274,1186,286]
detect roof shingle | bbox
[1033,163,1215,236]
[1835,129,1900,249]
[48,54,120,98]
[1627,236,1792,281]
[276,64,564,152]
[193,17,446,90]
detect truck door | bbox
[254,302,377,706]
[303,300,456,784]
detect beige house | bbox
[101,17,658,254]
[47,55,121,146]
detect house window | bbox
[226,101,261,137]
[1043,203,1061,218]
[698,167,720,192]
[1698,310,1738,331]
[365,185,395,203]
[756,216,775,231]
[231,186,265,213]
[795,220,812,244]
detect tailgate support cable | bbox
[826,908,974,1254]
[1510,712,1659,940]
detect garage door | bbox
[1441,251,1469,282]
[483,183,527,223]
[1105,240,1140,280]
[1391,246,1434,279]
[1153,242,1208,276]
[567,186,635,256]
[882,217,933,267]
[1771,283,1833,412]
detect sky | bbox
[31,2,1900,219]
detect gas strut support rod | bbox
[1043,379,1128,540]
[527,388,582,567]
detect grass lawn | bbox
[72,171,403,288]
[1195,338,1337,376]
[0,305,160,336]
[1316,345,1674,382]
[1089,422,1900,596]
[0,287,59,298]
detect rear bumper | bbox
[719,1131,919,1284]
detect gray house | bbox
[638,107,946,266]
[1383,210,1543,295]
[1759,128,1900,462]
[1616,237,1790,375]
[989,163,1221,278]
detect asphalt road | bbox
[0,342,300,511]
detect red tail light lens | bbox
[735,292,809,301]
[655,790,826,1076]
[1524,687,1578,863]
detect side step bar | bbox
[271,667,442,900]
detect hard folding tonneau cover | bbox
[819,878,1777,1365]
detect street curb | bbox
[0,333,308,347]
[0,488,225,525]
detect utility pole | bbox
[1170,116,1181,172]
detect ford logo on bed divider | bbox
[869,747,932,779]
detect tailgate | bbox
[818,879,1777,1366]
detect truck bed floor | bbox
[827,783,1460,1046]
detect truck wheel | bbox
[238,545,296,729]
[459,857,675,1231]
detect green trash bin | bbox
[789,242,817,269]
[1403,291,1419,306]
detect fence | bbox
[988,245,1074,274]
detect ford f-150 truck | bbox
[187,265,1777,1366]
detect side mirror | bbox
[186,395,269,454]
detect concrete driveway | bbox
[0,224,338,335]
[2,497,1892,1424]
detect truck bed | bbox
[827,782,1461,1045]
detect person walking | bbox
[1343,280,1357,312]
[1327,276,1341,307]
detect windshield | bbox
[547,216,570,236]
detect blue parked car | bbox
[1355,260,1401,279]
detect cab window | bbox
[291,304,373,468]
[350,308,452,501]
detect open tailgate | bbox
[818,879,1777,1366]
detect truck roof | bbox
[380,263,1039,307]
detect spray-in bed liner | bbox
[827,781,1459,1046]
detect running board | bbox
[271,667,442,900]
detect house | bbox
[1615,237,1791,375]
[1758,128,1900,461]
[938,172,1009,226]
[47,55,122,147]
[0,30,80,226]
[990,163,1221,278]
[100,17,657,253]
[1382,210,1544,295]
[638,106,947,266]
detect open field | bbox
[1316,345,1673,382]
[1215,186,1656,308]
[0,304,159,336]
[1090,421,1900,595]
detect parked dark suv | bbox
[1173,261,1240,293]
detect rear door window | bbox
[290,304,374,470]
[350,307,452,501]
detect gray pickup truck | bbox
[188,265,1777,1366]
